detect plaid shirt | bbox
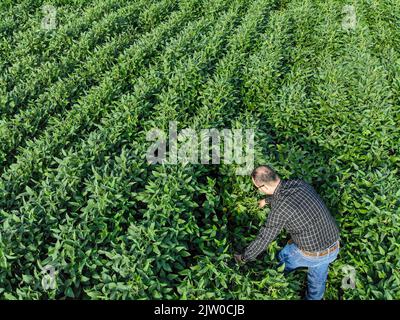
[242,179,340,262]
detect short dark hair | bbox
[251,165,279,185]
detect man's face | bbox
[252,177,272,195]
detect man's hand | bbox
[234,254,244,264]
[258,198,268,209]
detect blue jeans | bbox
[278,241,339,300]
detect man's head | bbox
[251,165,281,195]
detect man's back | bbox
[270,179,340,252]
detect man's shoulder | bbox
[285,178,307,185]
[283,179,325,208]
[278,179,316,202]
[282,179,309,191]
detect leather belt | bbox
[300,241,340,257]
[287,239,340,257]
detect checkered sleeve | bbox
[242,201,288,262]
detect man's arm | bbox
[241,203,287,263]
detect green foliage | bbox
[0,0,399,300]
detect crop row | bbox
[135,0,292,299]
[0,0,290,300]
[72,0,288,298]
[1,0,154,119]
[0,0,247,298]
[0,0,222,200]
[0,0,126,86]
[0,1,47,39]
[72,0,293,299]
[0,0,181,169]
[0,0,209,175]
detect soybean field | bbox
[0,0,399,299]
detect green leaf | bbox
[65,287,75,298]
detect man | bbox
[234,165,340,300]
